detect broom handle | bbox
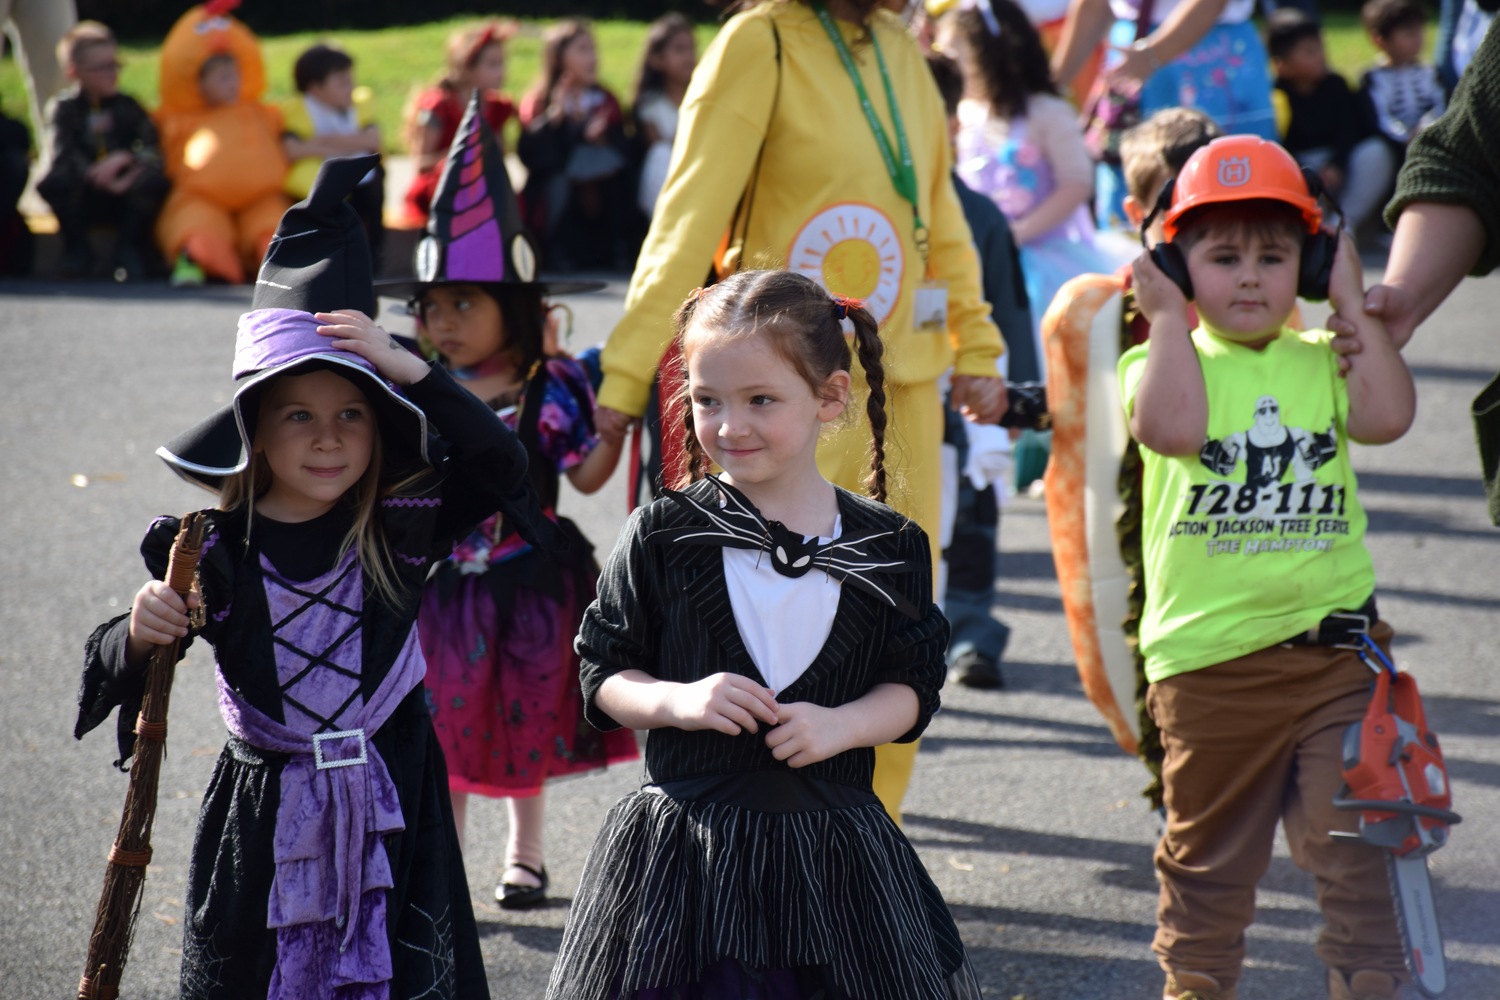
[78,513,206,1000]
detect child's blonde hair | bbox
[218,376,421,608]
[1120,108,1224,206]
[671,270,890,503]
[58,20,115,71]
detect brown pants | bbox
[1147,622,1407,995]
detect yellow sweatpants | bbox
[817,378,943,826]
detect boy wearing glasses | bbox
[37,20,167,280]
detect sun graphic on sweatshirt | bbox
[788,202,903,324]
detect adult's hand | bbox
[1360,201,1488,349]
[951,374,1007,424]
[595,404,637,446]
[1104,44,1156,88]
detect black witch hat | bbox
[157,153,429,491]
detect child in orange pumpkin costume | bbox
[154,1,289,285]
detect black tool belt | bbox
[1284,596,1378,647]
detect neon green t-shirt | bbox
[1119,326,1375,682]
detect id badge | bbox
[914,280,948,332]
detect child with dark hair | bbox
[548,268,981,999]
[943,0,1127,379]
[1269,9,1393,244]
[1126,134,1414,1000]
[517,19,633,272]
[631,13,697,220]
[36,20,167,280]
[378,95,636,910]
[927,48,1035,688]
[1360,0,1446,155]
[282,42,384,270]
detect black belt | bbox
[1284,596,1378,647]
[644,771,878,813]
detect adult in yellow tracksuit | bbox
[595,0,1008,823]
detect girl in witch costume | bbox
[74,154,557,1000]
[377,93,637,911]
[546,269,982,1000]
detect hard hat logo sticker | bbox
[1219,157,1252,187]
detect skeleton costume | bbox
[75,155,555,1000]
[547,475,982,1000]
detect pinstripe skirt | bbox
[546,771,982,999]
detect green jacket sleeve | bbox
[1386,21,1500,276]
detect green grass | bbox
[0,16,721,154]
[0,12,1397,155]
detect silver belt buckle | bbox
[1328,611,1372,650]
[312,728,368,770]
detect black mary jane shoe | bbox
[495,863,548,910]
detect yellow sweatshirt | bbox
[281,88,377,200]
[599,3,1004,416]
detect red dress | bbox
[419,358,638,797]
[401,86,516,227]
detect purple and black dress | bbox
[76,365,522,1000]
[420,355,637,800]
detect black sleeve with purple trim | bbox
[401,362,565,555]
[76,511,235,768]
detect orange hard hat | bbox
[1162,135,1322,241]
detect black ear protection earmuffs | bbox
[1139,168,1342,302]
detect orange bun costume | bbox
[154,0,289,283]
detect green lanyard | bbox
[812,4,930,267]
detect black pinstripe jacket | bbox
[577,477,949,790]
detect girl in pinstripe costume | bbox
[547,270,981,999]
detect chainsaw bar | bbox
[1387,839,1447,996]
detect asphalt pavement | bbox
[1,270,1497,999]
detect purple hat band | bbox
[234,308,377,380]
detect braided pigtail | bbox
[678,386,711,488]
[671,289,712,489]
[848,306,888,504]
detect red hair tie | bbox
[465,21,517,69]
[832,295,864,321]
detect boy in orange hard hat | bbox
[1122,135,1415,1000]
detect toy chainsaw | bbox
[1332,638,1461,998]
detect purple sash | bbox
[216,626,426,998]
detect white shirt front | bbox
[722,516,843,696]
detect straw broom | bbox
[78,512,207,1000]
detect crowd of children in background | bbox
[8,9,697,283]
[6,0,1456,285]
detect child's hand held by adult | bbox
[1326,230,1367,321]
[315,310,430,386]
[950,374,1007,424]
[594,404,637,446]
[669,672,779,736]
[1361,282,1420,348]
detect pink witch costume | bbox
[75,155,557,1000]
[377,95,637,809]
